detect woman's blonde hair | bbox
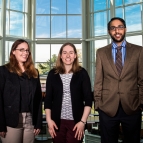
[6,39,38,78]
[55,42,81,74]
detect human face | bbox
[108,19,126,45]
[61,45,76,67]
[12,42,29,65]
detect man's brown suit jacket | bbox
[94,42,143,117]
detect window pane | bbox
[0,0,1,8]
[51,44,61,67]
[75,44,82,64]
[116,8,123,18]
[36,16,50,38]
[10,0,23,11]
[126,35,142,46]
[91,39,107,95]
[125,5,141,32]
[94,12,107,36]
[124,0,140,5]
[115,0,122,7]
[94,0,106,11]
[51,16,66,38]
[35,44,50,62]
[6,11,24,36]
[67,16,81,38]
[51,44,61,57]
[5,41,14,62]
[36,0,50,14]
[51,0,66,14]
[95,39,107,54]
[67,0,81,14]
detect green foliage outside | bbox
[38,54,58,75]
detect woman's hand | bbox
[73,121,85,140]
[0,132,6,138]
[33,129,41,136]
[48,119,58,138]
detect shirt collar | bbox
[112,40,126,49]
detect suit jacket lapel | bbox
[105,44,119,76]
[120,42,133,78]
[105,42,134,78]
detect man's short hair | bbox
[107,17,126,30]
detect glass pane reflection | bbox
[6,11,24,36]
[51,16,66,38]
[67,0,81,14]
[35,44,50,62]
[124,0,140,5]
[126,35,142,46]
[115,0,122,7]
[94,0,106,11]
[36,16,50,38]
[125,5,141,32]
[51,0,66,14]
[5,41,14,62]
[94,12,107,36]
[36,0,50,14]
[10,0,23,11]
[67,16,82,38]
[116,8,123,18]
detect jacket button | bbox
[117,92,120,94]
[119,79,121,82]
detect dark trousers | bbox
[53,119,83,143]
[98,104,141,143]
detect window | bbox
[5,41,14,63]
[126,35,142,46]
[6,0,28,37]
[36,0,82,38]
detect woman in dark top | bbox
[0,39,42,143]
[44,42,92,143]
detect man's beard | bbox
[110,33,125,43]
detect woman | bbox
[44,42,92,143]
[0,39,42,143]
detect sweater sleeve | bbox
[44,70,53,110]
[82,68,93,107]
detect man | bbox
[94,17,143,143]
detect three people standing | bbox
[0,17,142,143]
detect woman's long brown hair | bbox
[5,39,38,78]
[55,42,81,74]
